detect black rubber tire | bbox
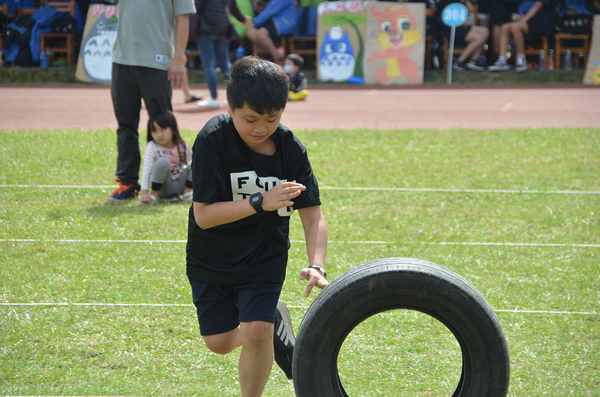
[292,257,510,397]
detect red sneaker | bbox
[108,178,139,201]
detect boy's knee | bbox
[203,331,240,355]
[240,321,273,347]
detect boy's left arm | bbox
[298,205,328,297]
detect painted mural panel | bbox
[364,2,425,85]
[317,1,425,85]
[317,1,368,84]
[75,4,119,84]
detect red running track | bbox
[1,85,599,131]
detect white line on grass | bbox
[1,184,599,195]
[0,302,596,316]
[0,185,111,189]
[2,239,599,248]
[321,186,600,195]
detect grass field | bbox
[0,64,587,86]
[1,127,599,396]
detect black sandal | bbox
[185,94,203,103]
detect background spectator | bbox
[489,0,523,63]
[284,53,309,100]
[489,0,560,72]
[195,0,253,108]
[438,0,490,71]
[109,0,195,201]
[245,0,296,63]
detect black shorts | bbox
[526,14,554,39]
[477,0,493,15]
[261,19,281,46]
[490,0,519,25]
[188,277,283,336]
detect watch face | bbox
[250,193,263,212]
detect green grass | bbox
[0,64,587,86]
[1,127,599,396]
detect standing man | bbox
[109,0,196,201]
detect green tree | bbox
[322,13,366,78]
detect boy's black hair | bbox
[147,109,188,164]
[285,53,304,69]
[226,56,289,115]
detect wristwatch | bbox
[308,265,327,278]
[249,192,264,213]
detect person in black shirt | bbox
[186,56,328,396]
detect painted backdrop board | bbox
[317,1,368,84]
[583,15,600,85]
[317,1,425,85]
[75,4,119,84]
[364,2,424,85]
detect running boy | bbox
[186,56,328,397]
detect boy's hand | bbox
[261,181,305,211]
[300,267,329,297]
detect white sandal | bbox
[148,194,158,205]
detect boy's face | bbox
[228,103,283,153]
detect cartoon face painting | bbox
[372,5,421,51]
[82,6,118,82]
[367,4,422,84]
[319,26,356,82]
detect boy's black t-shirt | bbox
[186,114,321,286]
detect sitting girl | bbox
[140,110,193,205]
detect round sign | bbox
[442,2,468,27]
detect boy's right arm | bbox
[193,200,256,229]
[193,181,306,229]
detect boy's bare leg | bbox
[203,328,243,354]
[239,321,274,397]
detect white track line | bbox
[0,302,596,316]
[1,239,598,248]
[1,185,599,195]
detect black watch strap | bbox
[249,192,264,213]
[308,265,327,278]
